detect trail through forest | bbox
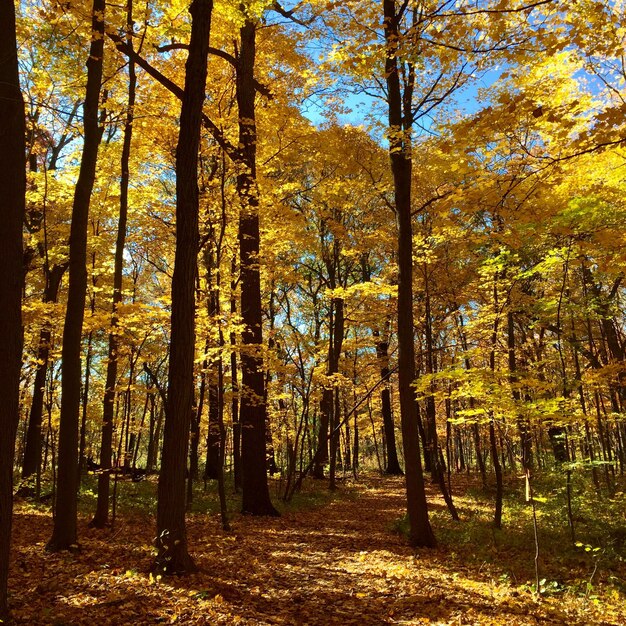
[8,475,625,625]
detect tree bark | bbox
[383,0,435,548]
[490,280,503,530]
[423,278,458,520]
[0,1,25,616]
[230,256,242,491]
[507,312,533,471]
[376,328,402,475]
[203,249,221,481]
[47,0,105,552]
[236,17,278,516]
[92,13,135,524]
[154,0,213,574]
[22,264,66,479]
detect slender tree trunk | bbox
[328,296,344,490]
[0,2,25,616]
[205,369,221,479]
[376,327,402,475]
[22,265,66,479]
[236,17,278,516]
[456,312,487,486]
[230,256,241,491]
[47,0,105,552]
[154,0,213,574]
[383,0,435,548]
[490,280,503,530]
[187,387,199,508]
[78,326,94,483]
[147,399,163,472]
[313,387,331,478]
[204,253,221,480]
[423,279,458,520]
[194,354,207,483]
[91,11,135,524]
[508,312,533,471]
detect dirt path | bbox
[194,475,535,626]
[8,475,622,625]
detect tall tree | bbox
[236,12,279,516]
[383,0,435,548]
[47,0,105,552]
[0,1,25,617]
[91,0,136,529]
[154,0,213,574]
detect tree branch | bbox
[108,31,240,159]
[155,42,273,99]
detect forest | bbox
[1,0,626,624]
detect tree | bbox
[0,0,25,618]
[382,0,436,548]
[154,0,213,574]
[47,0,105,552]
[236,10,279,516]
[91,0,137,529]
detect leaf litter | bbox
[8,475,626,625]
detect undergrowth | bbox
[394,467,626,600]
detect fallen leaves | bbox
[7,475,626,625]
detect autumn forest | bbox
[1,0,626,624]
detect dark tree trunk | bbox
[423,281,458,520]
[315,231,344,485]
[376,330,402,475]
[507,312,533,471]
[204,255,221,481]
[154,0,213,574]
[79,327,94,480]
[22,264,66,479]
[47,0,105,552]
[193,355,206,483]
[230,256,242,491]
[146,397,163,472]
[490,280,503,530]
[383,0,435,548]
[456,313,487,486]
[264,290,280,478]
[0,2,25,617]
[328,296,344,490]
[313,388,331,478]
[204,370,221,480]
[236,17,278,516]
[92,0,135,527]
[187,389,199,507]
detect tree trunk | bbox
[79,327,94,480]
[22,264,66,479]
[328,296,344,490]
[236,17,278,516]
[423,279,458,520]
[204,253,221,481]
[507,312,533,471]
[383,0,435,548]
[47,0,105,552]
[230,256,241,491]
[154,0,213,574]
[490,280,503,530]
[204,369,221,479]
[92,26,134,520]
[376,327,402,475]
[0,1,25,616]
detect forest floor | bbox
[8,472,626,625]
